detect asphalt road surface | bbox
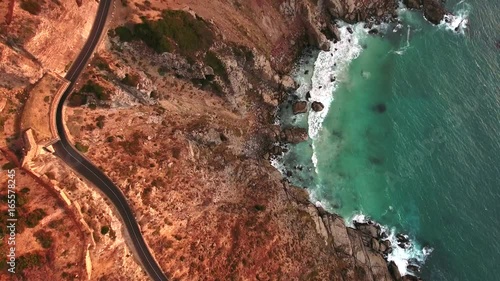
[52,0,168,280]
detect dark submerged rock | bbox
[373,103,387,113]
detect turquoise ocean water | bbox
[277,1,499,280]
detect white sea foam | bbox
[440,2,470,34]
[347,212,433,276]
[308,24,365,171]
[307,24,365,140]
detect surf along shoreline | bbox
[268,0,458,279]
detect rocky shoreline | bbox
[257,0,451,280]
[13,0,450,279]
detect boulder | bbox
[311,101,324,112]
[270,145,283,155]
[396,233,411,249]
[402,275,422,281]
[281,127,308,144]
[354,222,380,238]
[423,0,446,24]
[280,75,297,91]
[379,240,391,254]
[403,0,422,9]
[328,23,342,42]
[371,238,380,251]
[203,66,214,78]
[388,261,402,280]
[292,101,308,114]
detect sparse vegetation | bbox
[204,51,228,81]
[254,204,266,211]
[114,26,133,42]
[80,80,110,101]
[75,142,89,153]
[2,162,16,170]
[93,55,111,71]
[96,115,105,129]
[20,0,42,15]
[34,230,53,249]
[25,208,47,228]
[121,73,140,87]
[17,252,45,275]
[114,10,214,58]
[68,92,87,107]
[101,225,110,235]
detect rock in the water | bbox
[281,127,308,144]
[311,101,324,112]
[347,26,354,34]
[368,28,379,35]
[404,0,422,9]
[292,101,308,114]
[407,264,420,273]
[397,233,411,249]
[354,222,380,238]
[305,91,311,101]
[402,275,422,281]
[423,0,446,24]
[373,103,387,113]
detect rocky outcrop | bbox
[311,101,324,112]
[304,205,403,281]
[280,127,308,144]
[292,100,308,114]
[324,0,398,23]
[423,0,446,24]
[403,0,422,9]
[403,0,446,24]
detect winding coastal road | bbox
[52,0,168,280]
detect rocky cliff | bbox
[0,0,447,279]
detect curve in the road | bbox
[52,0,168,280]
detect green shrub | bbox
[114,10,213,58]
[75,142,89,153]
[17,253,44,275]
[34,230,53,249]
[20,0,42,15]
[114,26,133,42]
[96,115,105,129]
[1,162,16,170]
[68,92,87,107]
[25,209,46,228]
[100,225,110,235]
[121,73,140,87]
[80,81,110,101]
[204,51,227,81]
[254,204,266,211]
